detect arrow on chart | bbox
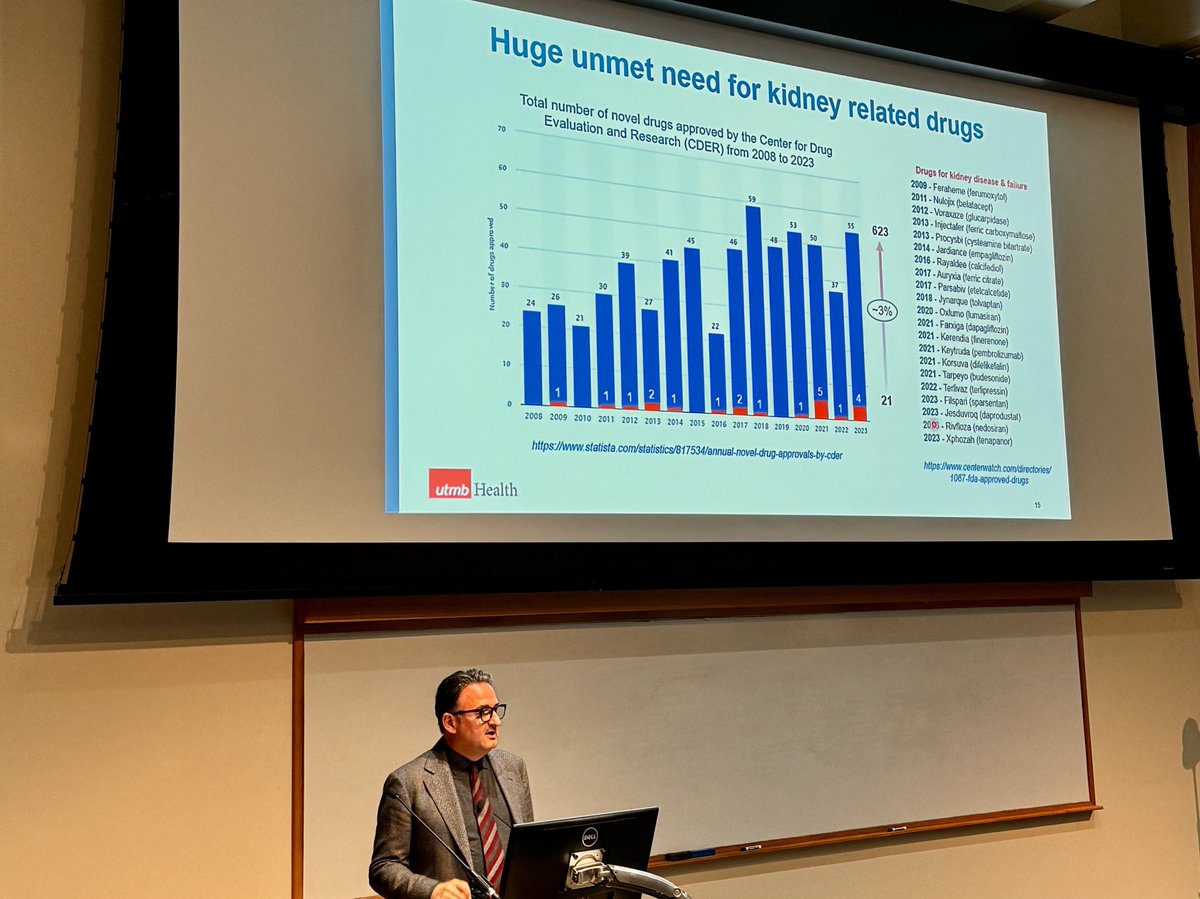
[877,242,889,390]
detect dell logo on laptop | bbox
[581,827,599,848]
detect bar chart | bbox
[521,204,869,421]
[503,116,873,429]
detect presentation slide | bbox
[384,0,1069,518]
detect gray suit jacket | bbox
[369,743,534,899]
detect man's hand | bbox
[431,879,472,899]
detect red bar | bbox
[622,405,639,411]
[794,413,809,419]
[814,400,829,419]
[754,411,768,417]
[853,407,868,422]
[712,409,726,415]
[733,408,748,415]
[550,401,568,407]
[645,403,661,411]
[599,404,615,409]
[667,407,683,413]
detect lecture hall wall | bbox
[3,1,1200,896]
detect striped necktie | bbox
[471,763,505,886]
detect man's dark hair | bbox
[435,668,493,731]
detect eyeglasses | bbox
[447,703,507,723]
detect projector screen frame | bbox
[55,0,1200,603]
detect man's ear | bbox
[441,713,458,735]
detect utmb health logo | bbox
[428,469,519,500]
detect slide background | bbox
[387,0,1069,519]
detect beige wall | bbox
[2,1,1199,897]
[1,1,293,895]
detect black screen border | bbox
[56,0,1200,603]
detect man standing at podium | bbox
[370,669,534,899]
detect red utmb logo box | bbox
[429,469,472,499]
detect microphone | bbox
[387,789,501,899]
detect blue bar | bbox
[845,231,867,417]
[746,206,768,415]
[573,325,591,408]
[708,333,727,413]
[522,310,542,406]
[641,309,661,409]
[829,291,849,419]
[618,261,639,409]
[548,304,567,405]
[726,248,748,413]
[684,246,705,413]
[767,245,789,418]
[595,293,615,408]
[787,232,809,417]
[662,259,683,411]
[806,243,829,418]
